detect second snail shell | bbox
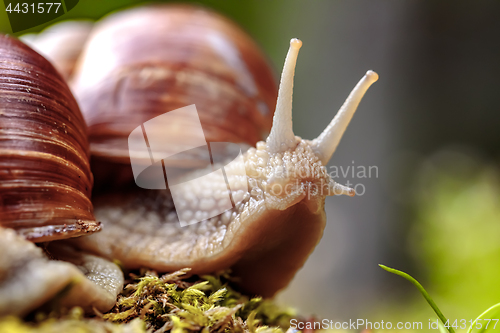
[71,5,277,190]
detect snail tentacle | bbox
[328,181,356,197]
[312,70,379,165]
[266,38,302,154]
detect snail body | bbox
[68,5,379,297]
[0,226,124,316]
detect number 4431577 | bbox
[6,3,61,14]
[443,318,499,330]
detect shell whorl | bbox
[0,34,99,242]
[70,5,278,192]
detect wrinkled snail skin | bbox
[70,22,378,296]
[46,242,125,313]
[69,5,278,190]
[0,34,100,242]
[0,227,124,316]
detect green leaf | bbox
[379,264,455,333]
[467,302,500,333]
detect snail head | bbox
[247,39,378,213]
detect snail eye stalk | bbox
[266,38,302,154]
[312,70,379,165]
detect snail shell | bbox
[68,5,378,297]
[20,20,93,80]
[0,34,99,242]
[0,36,123,317]
[70,5,277,189]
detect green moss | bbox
[104,268,295,332]
[0,268,295,333]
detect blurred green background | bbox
[2,0,500,329]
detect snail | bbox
[65,5,379,298]
[0,34,123,316]
[0,226,124,316]
[20,20,93,80]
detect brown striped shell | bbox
[0,34,99,242]
[70,4,278,189]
